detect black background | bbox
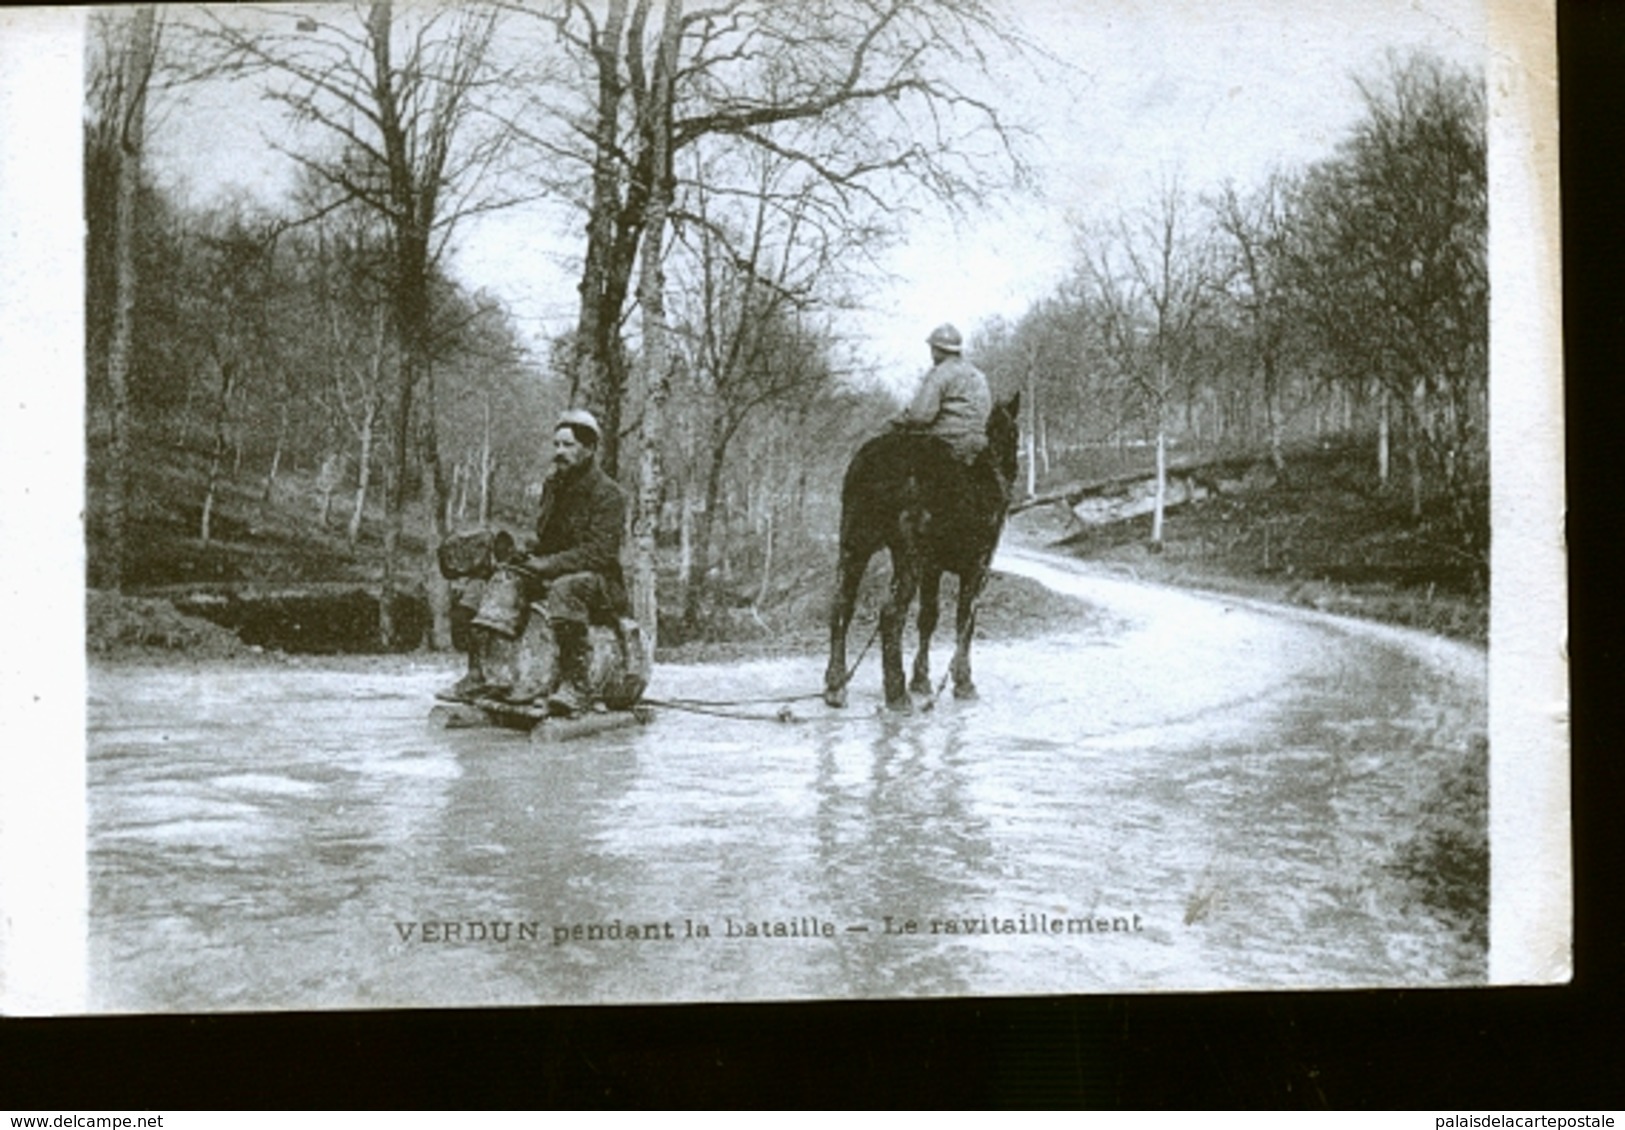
[4,0,1619,1108]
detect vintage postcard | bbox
[0,0,1564,1015]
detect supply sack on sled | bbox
[438,528,518,581]
[470,565,529,638]
[472,612,651,712]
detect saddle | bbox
[890,431,991,513]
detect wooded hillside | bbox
[85,5,1486,652]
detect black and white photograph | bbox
[0,0,1564,1018]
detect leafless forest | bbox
[84,3,1487,651]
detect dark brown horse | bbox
[824,394,1021,711]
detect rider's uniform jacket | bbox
[895,355,992,463]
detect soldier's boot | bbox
[436,649,493,703]
[546,620,594,718]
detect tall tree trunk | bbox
[103,4,156,592]
[1024,368,1037,498]
[417,365,454,650]
[379,244,425,647]
[349,400,375,546]
[200,358,236,546]
[574,0,631,477]
[379,354,416,650]
[370,0,433,650]
[754,505,775,610]
[1150,425,1167,547]
[678,488,693,588]
[1150,361,1168,549]
[1404,425,1423,522]
[1263,351,1285,473]
[1408,380,1425,519]
[479,393,494,525]
[377,375,409,650]
[318,451,341,527]
[1378,386,1391,489]
[1037,405,1050,475]
[263,399,287,502]
[630,0,682,642]
[685,427,729,631]
[721,486,733,582]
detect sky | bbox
[140,0,1489,396]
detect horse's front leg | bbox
[949,567,986,700]
[880,548,920,712]
[823,547,868,707]
[910,567,941,696]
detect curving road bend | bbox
[87,546,1488,1011]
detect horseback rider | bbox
[441,408,630,717]
[891,323,993,463]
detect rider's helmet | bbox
[926,323,963,354]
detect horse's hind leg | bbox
[880,547,921,712]
[910,567,941,696]
[950,568,986,700]
[823,544,868,707]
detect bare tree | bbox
[182,204,282,545]
[1287,52,1487,557]
[1211,172,1297,474]
[87,5,159,591]
[668,141,860,631]
[511,0,1034,634]
[193,2,522,646]
[530,0,1031,466]
[976,299,1099,490]
[296,201,395,547]
[627,0,684,639]
[1079,179,1216,549]
[424,297,552,533]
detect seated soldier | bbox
[442,408,629,717]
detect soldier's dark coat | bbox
[525,459,629,616]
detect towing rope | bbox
[646,576,989,725]
[643,619,883,723]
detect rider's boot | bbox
[546,620,594,718]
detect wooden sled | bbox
[430,597,653,745]
[430,698,656,744]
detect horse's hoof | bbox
[909,675,932,696]
[823,687,848,709]
[884,695,914,715]
[953,682,979,701]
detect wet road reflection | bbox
[88,550,1487,1010]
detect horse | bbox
[823,393,1021,712]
